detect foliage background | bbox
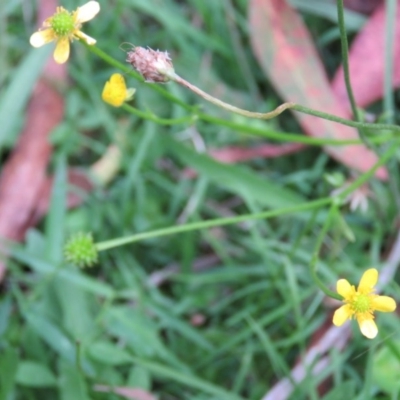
[1,0,400,399]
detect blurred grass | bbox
[1,1,400,399]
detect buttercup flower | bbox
[30,1,100,64]
[102,74,135,107]
[333,268,396,339]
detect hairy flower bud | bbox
[126,47,175,83]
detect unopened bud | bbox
[64,232,98,268]
[126,46,175,83]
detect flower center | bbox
[353,293,371,313]
[51,10,75,36]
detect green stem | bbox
[95,197,332,251]
[338,140,400,199]
[336,0,359,121]
[308,141,400,300]
[290,104,400,133]
[121,103,196,125]
[384,0,397,124]
[336,0,374,149]
[310,205,342,300]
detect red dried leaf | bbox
[248,0,386,179]
[332,1,400,110]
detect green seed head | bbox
[64,232,98,268]
[50,10,74,36]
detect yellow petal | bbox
[333,304,352,326]
[372,295,396,312]
[54,37,70,64]
[75,1,100,23]
[358,318,378,339]
[102,74,127,107]
[358,268,378,293]
[336,279,352,299]
[74,30,96,45]
[30,29,56,47]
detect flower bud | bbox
[64,232,98,268]
[126,47,175,83]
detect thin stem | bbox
[336,0,359,121]
[121,104,196,125]
[291,104,400,133]
[172,73,295,120]
[310,205,342,300]
[336,0,375,149]
[384,0,397,124]
[95,197,332,251]
[338,140,400,199]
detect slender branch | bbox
[170,74,400,133]
[336,0,359,121]
[95,197,332,251]
[172,73,295,120]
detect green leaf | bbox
[322,381,356,400]
[12,248,114,298]
[0,46,51,149]
[0,348,18,400]
[16,361,57,387]
[45,154,67,264]
[59,361,90,400]
[163,135,303,208]
[372,340,400,394]
[127,366,151,390]
[0,296,12,337]
[88,341,132,366]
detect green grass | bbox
[1,1,400,399]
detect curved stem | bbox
[169,73,400,133]
[172,73,295,120]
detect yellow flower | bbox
[102,74,136,107]
[29,1,100,64]
[333,268,396,339]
